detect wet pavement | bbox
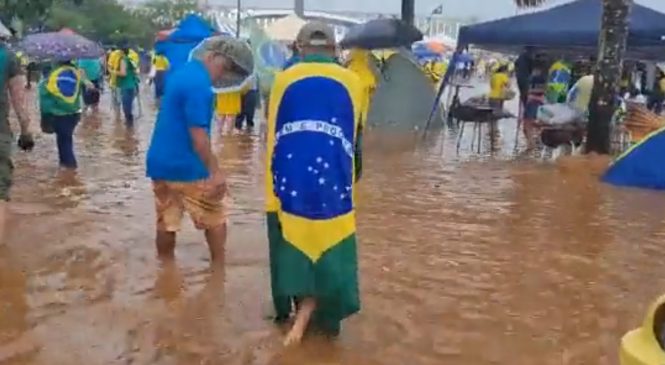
[0,87,663,364]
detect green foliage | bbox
[139,0,201,28]
[9,0,210,47]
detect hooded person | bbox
[265,21,364,346]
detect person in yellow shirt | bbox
[107,48,124,114]
[150,51,169,102]
[489,64,510,111]
[216,90,242,131]
[345,48,376,122]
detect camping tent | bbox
[458,0,665,60]
[154,14,218,77]
[603,127,665,190]
[367,49,444,129]
[264,14,307,42]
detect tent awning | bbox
[458,0,665,60]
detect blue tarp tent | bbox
[603,127,665,190]
[458,0,665,60]
[154,15,218,77]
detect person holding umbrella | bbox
[0,25,35,242]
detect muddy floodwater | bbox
[0,90,664,365]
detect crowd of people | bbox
[0,21,369,347]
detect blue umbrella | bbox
[20,30,103,61]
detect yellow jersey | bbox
[489,72,510,99]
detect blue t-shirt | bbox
[146,60,214,181]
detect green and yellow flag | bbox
[265,59,364,335]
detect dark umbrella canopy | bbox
[340,18,423,50]
[20,30,103,61]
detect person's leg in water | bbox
[204,223,226,269]
[0,134,14,244]
[244,90,258,129]
[52,114,80,170]
[121,87,135,127]
[284,297,317,346]
[152,182,183,261]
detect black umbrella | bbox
[340,18,423,50]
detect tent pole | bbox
[295,0,304,17]
[402,0,415,26]
[236,0,241,38]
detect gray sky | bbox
[205,0,665,20]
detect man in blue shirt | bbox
[146,36,253,265]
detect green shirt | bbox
[116,56,138,90]
[0,46,21,136]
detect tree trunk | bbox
[401,0,415,26]
[586,0,632,154]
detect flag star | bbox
[323,162,329,169]
[281,177,287,183]
[318,177,325,185]
[340,193,346,199]
[323,203,327,208]
[287,153,293,159]
[291,190,298,197]
[329,140,334,146]
[331,117,337,124]
[313,169,319,174]
[316,157,323,163]
[307,166,313,172]
[280,186,285,191]
[333,185,338,191]
[345,186,351,191]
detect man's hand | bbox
[17,133,34,152]
[205,170,227,200]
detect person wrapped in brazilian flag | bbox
[265,21,365,346]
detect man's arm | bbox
[189,127,220,175]
[8,74,30,135]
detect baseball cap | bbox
[297,21,336,47]
[192,35,255,90]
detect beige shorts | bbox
[152,180,227,232]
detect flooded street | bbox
[1,89,664,365]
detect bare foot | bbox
[283,297,316,347]
[283,323,306,346]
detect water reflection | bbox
[0,92,663,364]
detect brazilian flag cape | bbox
[39,65,82,116]
[265,58,364,335]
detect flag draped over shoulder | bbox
[265,61,364,334]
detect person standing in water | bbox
[265,22,364,346]
[146,36,253,266]
[0,35,34,243]
[116,45,139,126]
[39,60,94,171]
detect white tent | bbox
[264,14,307,42]
[0,20,10,39]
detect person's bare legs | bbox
[0,201,7,245]
[284,297,317,346]
[156,230,176,261]
[205,223,226,268]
